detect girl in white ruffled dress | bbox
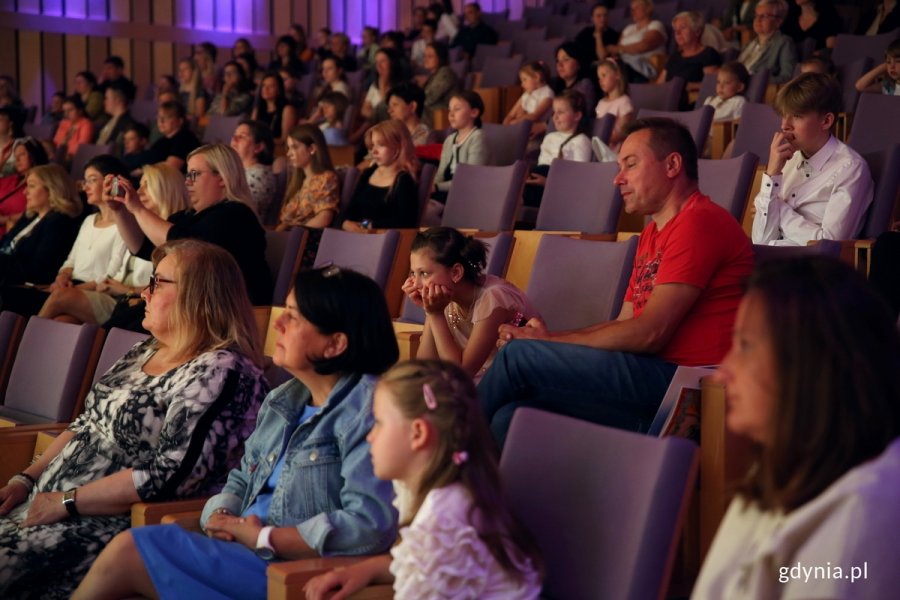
[304,360,543,600]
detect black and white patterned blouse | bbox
[0,338,268,599]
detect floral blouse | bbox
[278,170,340,229]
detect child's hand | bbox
[421,282,453,315]
[401,276,424,307]
[766,131,794,177]
[303,566,370,600]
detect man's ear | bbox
[665,151,683,178]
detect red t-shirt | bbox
[624,191,754,366]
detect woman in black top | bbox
[108,143,272,305]
[343,120,419,231]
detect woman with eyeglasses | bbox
[0,239,269,598]
[737,0,798,84]
[76,266,399,600]
[107,143,273,305]
[38,162,188,325]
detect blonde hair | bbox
[364,119,419,181]
[142,162,189,219]
[519,60,551,85]
[673,10,705,34]
[379,360,543,580]
[150,239,263,367]
[598,58,629,96]
[178,58,202,117]
[26,164,82,218]
[186,143,256,209]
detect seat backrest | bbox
[130,99,158,125]
[480,55,525,88]
[450,58,469,83]
[263,167,290,227]
[442,160,528,231]
[266,227,308,305]
[202,115,241,144]
[501,408,698,600]
[547,13,578,37]
[0,310,25,400]
[1,318,102,424]
[847,94,900,156]
[524,39,563,69]
[526,235,638,331]
[417,163,437,226]
[523,5,554,27]
[697,152,760,221]
[752,239,842,263]
[832,29,900,66]
[861,143,900,239]
[70,143,113,178]
[629,77,684,112]
[590,114,615,146]
[482,121,531,166]
[481,9,510,29]
[344,69,368,102]
[836,57,872,116]
[339,166,360,216]
[22,122,55,141]
[91,328,150,385]
[511,28,548,56]
[536,159,623,234]
[473,43,513,72]
[745,67,770,104]
[693,71,717,109]
[731,102,781,167]
[313,228,400,289]
[495,19,527,42]
[637,105,714,152]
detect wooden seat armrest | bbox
[0,421,70,433]
[159,510,204,532]
[854,239,876,277]
[267,556,393,600]
[131,497,209,527]
[394,329,423,362]
[806,239,859,267]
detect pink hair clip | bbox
[423,383,438,410]
[452,451,469,466]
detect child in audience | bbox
[503,61,554,129]
[433,90,490,202]
[855,38,900,95]
[798,55,836,77]
[704,61,750,122]
[594,58,634,151]
[524,90,592,207]
[304,359,543,600]
[692,256,900,599]
[317,90,350,146]
[752,72,873,246]
[402,228,538,381]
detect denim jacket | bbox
[201,373,398,556]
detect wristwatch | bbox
[255,526,276,560]
[62,488,80,518]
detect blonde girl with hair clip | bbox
[342,119,420,232]
[304,359,543,600]
[503,61,555,127]
[594,58,634,153]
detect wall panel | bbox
[65,0,87,18]
[65,35,89,87]
[109,0,130,22]
[88,36,109,77]
[153,42,176,82]
[154,0,174,26]
[132,40,153,98]
[41,33,66,103]
[18,31,42,114]
[109,38,132,78]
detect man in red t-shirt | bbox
[478,117,755,446]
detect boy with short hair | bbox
[752,72,874,246]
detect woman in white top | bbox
[692,257,900,599]
[305,360,543,600]
[608,0,668,82]
[401,227,538,382]
[39,161,188,324]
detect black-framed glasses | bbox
[147,274,177,294]
[185,169,219,182]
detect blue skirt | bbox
[132,524,269,600]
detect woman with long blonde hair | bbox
[343,119,420,232]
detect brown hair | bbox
[379,360,543,580]
[737,257,900,511]
[283,124,335,204]
[519,60,551,86]
[150,239,263,367]
[775,72,842,117]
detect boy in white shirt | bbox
[752,72,873,246]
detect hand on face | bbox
[767,131,795,177]
[420,281,454,314]
[401,275,424,308]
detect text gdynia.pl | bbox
[779,562,868,584]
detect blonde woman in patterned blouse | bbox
[276,124,340,230]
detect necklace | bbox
[447,289,477,330]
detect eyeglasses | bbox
[185,169,219,182]
[147,274,177,294]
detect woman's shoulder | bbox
[311,170,340,185]
[190,346,264,379]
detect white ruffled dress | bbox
[389,483,541,599]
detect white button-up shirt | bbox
[752,136,874,246]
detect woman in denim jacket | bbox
[75,266,400,600]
